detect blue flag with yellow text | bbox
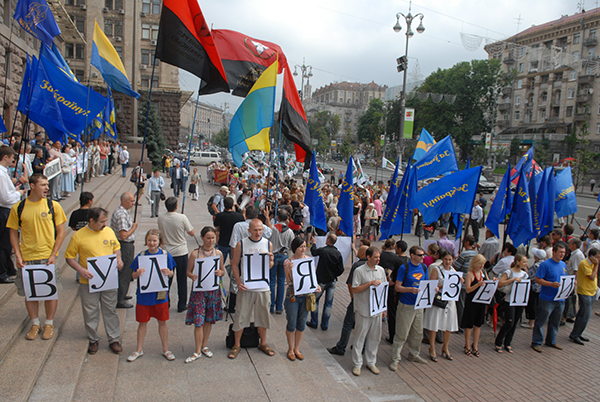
[305,152,327,232]
[14,0,60,46]
[556,167,577,218]
[412,128,436,162]
[485,163,512,238]
[511,147,533,181]
[391,164,418,235]
[540,167,555,237]
[506,166,535,247]
[412,167,482,225]
[337,157,354,236]
[379,157,402,240]
[40,43,76,81]
[529,166,546,234]
[412,135,458,181]
[229,61,277,167]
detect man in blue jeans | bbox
[569,248,599,344]
[307,232,344,330]
[270,209,295,314]
[531,242,568,353]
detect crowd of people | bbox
[0,140,598,378]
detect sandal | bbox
[442,351,453,361]
[185,352,201,364]
[495,346,503,354]
[471,346,480,358]
[429,354,438,363]
[127,351,144,362]
[258,343,275,356]
[163,351,175,361]
[201,347,213,358]
[287,351,296,361]
[504,346,513,354]
[464,346,472,356]
[228,346,241,359]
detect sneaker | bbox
[88,341,99,355]
[41,324,54,340]
[25,324,41,340]
[531,345,543,353]
[367,365,380,375]
[352,367,361,376]
[407,355,428,364]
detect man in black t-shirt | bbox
[214,197,244,264]
[68,192,94,232]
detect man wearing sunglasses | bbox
[389,245,429,370]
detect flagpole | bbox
[133,53,158,222]
[274,114,283,215]
[181,81,202,215]
[80,64,94,193]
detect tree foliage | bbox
[213,127,229,149]
[407,59,514,160]
[308,110,340,156]
[138,98,165,168]
[570,116,598,193]
[357,98,384,144]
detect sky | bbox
[179,0,579,112]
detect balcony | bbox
[497,119,510,128]
[502,87,512,96]
[540,82,549,90]
[547,116,559,123]
[574,114,587,122]
[498,103,510,112]
[584,37,598,47]
[503,57,515,64]
[525,102,534,108]
[578,75,595,85]
[577,94,591,103]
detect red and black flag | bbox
[156,0,228,94]
[280,67,311,164]
[203,29,287,97]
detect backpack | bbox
[207,194,218,215]
[130,167,139,183]
[17,198,56,239]
[292,209,303,225]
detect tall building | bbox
[0,0,182,147]
[180,96,225,146]
[304,81,387,141]
[487,7,600,158]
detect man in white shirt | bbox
[565,238,585,323]
[469,200,483,242]
[229,205,272,248]
[0,146,27,283]
[119,146,129,177]
[492,242,517,277]
[479,229,500,264]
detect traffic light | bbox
[396,56,408,73]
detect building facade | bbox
[488,7,600,159]
[179,95,225,146]
[1,0,182,147]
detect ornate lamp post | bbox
[293,58,313,101]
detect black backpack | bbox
[292,209,303,225]
[207,194,217,215]
[130,167,139,183]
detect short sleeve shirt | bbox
[110,205,135,242]
[537,258,568,301]
[396,261,428,305]
[64,226,121,284]
[130,249,176,305]
[352,264,387,317]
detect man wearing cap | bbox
[212,186,229,215]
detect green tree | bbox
[357,98,384,144]
[571,117,598,193]
[339,127,354,161]
[534,134,550,166]
[138,98,165,168]
[213,127,229,149]
[407,59,514,160]
[510,137,521,164]
[308,111,340,156]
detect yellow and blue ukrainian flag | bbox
[229,60,278,167]
[412,128,436,162]
[91,20,140,99]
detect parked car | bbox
[332,153,344,162]
[478,177,497,194]
[189,151,221,166]
[316,162,334,174]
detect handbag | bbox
[306,293,316,312]
[160,191,166,201]
[432,266,448,309]
[226,322,259,349]
[189,183,196,193]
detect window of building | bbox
[65,43,74,58]
[142,0,150,14]
[555,72,563,81]
[142,23,150,40]
[115,0,123,8]
[141,49,155,65]
[591,29,597,39]
[597,123,600,134]
[574,33,581,44]
[515,95,521,106]
[141,75,149,88]
[104,19,113,36]
[566,106,573,117]
[570,70,577,80]
[517,79,523,89]
[515,110,520,120]
[540,109,547,120]
[518,63,524,73]
[588,48,595,59]
[115,99,123,113]
[555,90,561,103]
[75,44,84,59]
[503,113,509,120]
[152,0,160,14]
[573,51,579,62]
[114,20,122,37]
[568,87,575,98]
[152,24,159,40]
[541,92,548,102]
[529,61,538,72]
[541,75,549,83]
[75,69,84,82]
[587,65,595,75]
[104,0,112,10]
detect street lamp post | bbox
[293,58,313,101]
[393,1,424,164]
[484,84,502,168]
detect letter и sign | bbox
[193,256,220,292]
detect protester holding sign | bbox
[184,227,224,363]
[461,254,488,357]
[494,255,529,353]
[65,207,123,355]
[569,248,599,345]
[423,251,458,361]
[127,229,176,362]
[7,173,66,341]
[351,247,387,376]
[531,242,568,353]
[389,246,430,371]
[283,237,321,361]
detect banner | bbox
[43,158,61,180]
[352,156,367,185]
[415,280,438,310]
[87,254,118,293]
[403,108,414,138]
[485,162,512,238]
[506,165,536,247]
[138,254,169,294]
[315,236,352,265]
[241,252,270,290]
[291,257,318,296]
[369,282,389,316]
[192,256,221,292]
[378,157,402,240]
[21,264,58,301]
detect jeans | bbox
[563,293,577,320]
[309,280,337,329]
[270,253,287,313]
[570,294,593,339]
[285,294,308,332]
[334,299,355,353]
[532,298,564,346]
[121,163,127,177]
[495,301,524,347]
[168,254,188,310]
[217,245,231,265]
[172,178,182,197]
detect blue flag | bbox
[506,166,536,247]
[511,147,534,181]
[540,167,556,238]
[103,87,117,139]
[391,164,417,235]
[379,157,402,240]
[412,128,436,162]
[17,54,35,114]
[19,54,107,142]
[337,157,354,237]
[413,135,459,181]
[555,167,578,218]
[304,152,327,232]
[40,42,77,81]
[412,167,482,225]
[529,167,545,234]
[14,0,61,46]
[485,163,512,239]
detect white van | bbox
[189,151,221,166]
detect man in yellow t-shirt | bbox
[65,207,123,355]
[7,173,67,341]
[569,248,599,345]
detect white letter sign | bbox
[509,279,530,306]
[441,272,463,301]
[473,280,498,304]
[292,257,318,296]
[415,280,438,310]
[315,235,352,265]
[22,264,58,301]
[193,256,221,292]
[369,282,389,316]
[138,254,169,294]
[242,253,270,290]
[554,275,576,301]
[87,254,118,293]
